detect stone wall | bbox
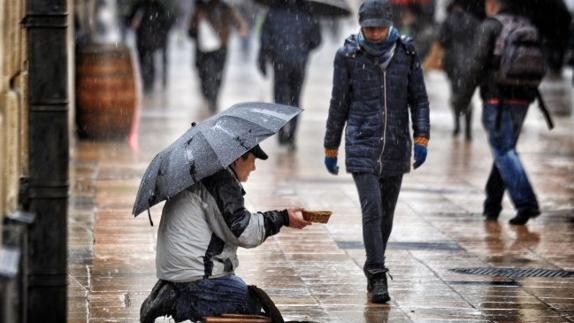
[0,0,27,243]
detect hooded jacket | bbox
[324,34,430,175]
[156,168,288,282]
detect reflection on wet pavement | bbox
[68,29,574,322]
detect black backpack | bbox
[493,14,546,87]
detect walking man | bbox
[323,0,430,303]
[452,0,544,225]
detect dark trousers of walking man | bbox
[195,47,227,112]
[272,61,306,147]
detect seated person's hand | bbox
[287,208,311,229]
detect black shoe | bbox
[140,280,177,323]
[509,209,541,225]
[371,274,391,303]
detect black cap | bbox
[250,144,268,160]
[359,0,393,28]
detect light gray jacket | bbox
[156,168,289,282]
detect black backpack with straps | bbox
[492,14,554,130]
[493,14,546,87]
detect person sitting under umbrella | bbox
[140,145,311,322]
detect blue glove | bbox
[324,156,339,175]
[413,144,427,169]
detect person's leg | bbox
[508,105,540,224]
[465,102,473,140]
[450,82,461,137]
[353,172,391,303]
[161,42,169,89]
[366,174,403,303]
[273,62,290,144]
[483,163,505,220]
[138,46,155,93]
[353,173,386,271]
[379,174,403,255]
[195,49,210,103]
[173,275,260,322]
[282,64,306,148]
[482,103,539,224]
[209,47,228,112]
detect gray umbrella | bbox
[132,102,302,217]
[255,0,352,17]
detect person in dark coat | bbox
[451,0,541,225]
[129,0,175,93]
[257,1,322,150]
[438,0,481,139]
[323,0,430,304]
[189,0,247,113]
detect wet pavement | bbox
[68,27,574,322]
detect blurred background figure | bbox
[257,1,322,151]
[188,0,248,113]
[438,0,481,140]
[400,2,435,59]
[230,0,261,60]
[117,0,132,42]
[129,0,177,93]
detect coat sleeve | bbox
[308,17,322,51]
[203,171,289,249]
[451,18,500,111]
[438,17,451,48]
[407,50,431,139]
[259,12,272,55]
[324,48,351,150]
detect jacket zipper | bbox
[378,70,388,176]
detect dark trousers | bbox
[482,103,539,217]
[137,46,157,93]
[173,275,261,322]
[273,61,306,144]
[352,173,403,274]
[196,47,227,111]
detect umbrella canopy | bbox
[254,0,352,17]
[132,102,302,216]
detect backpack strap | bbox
[399,36,417,70]
[536,90,555,130]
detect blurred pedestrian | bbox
[452,0,546,225]
[188,0,247,113]
[257,1,322,150]
[129,0,176,93]
[400,3,434,59]
[323,0,430,303]
[438,0,480,139]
